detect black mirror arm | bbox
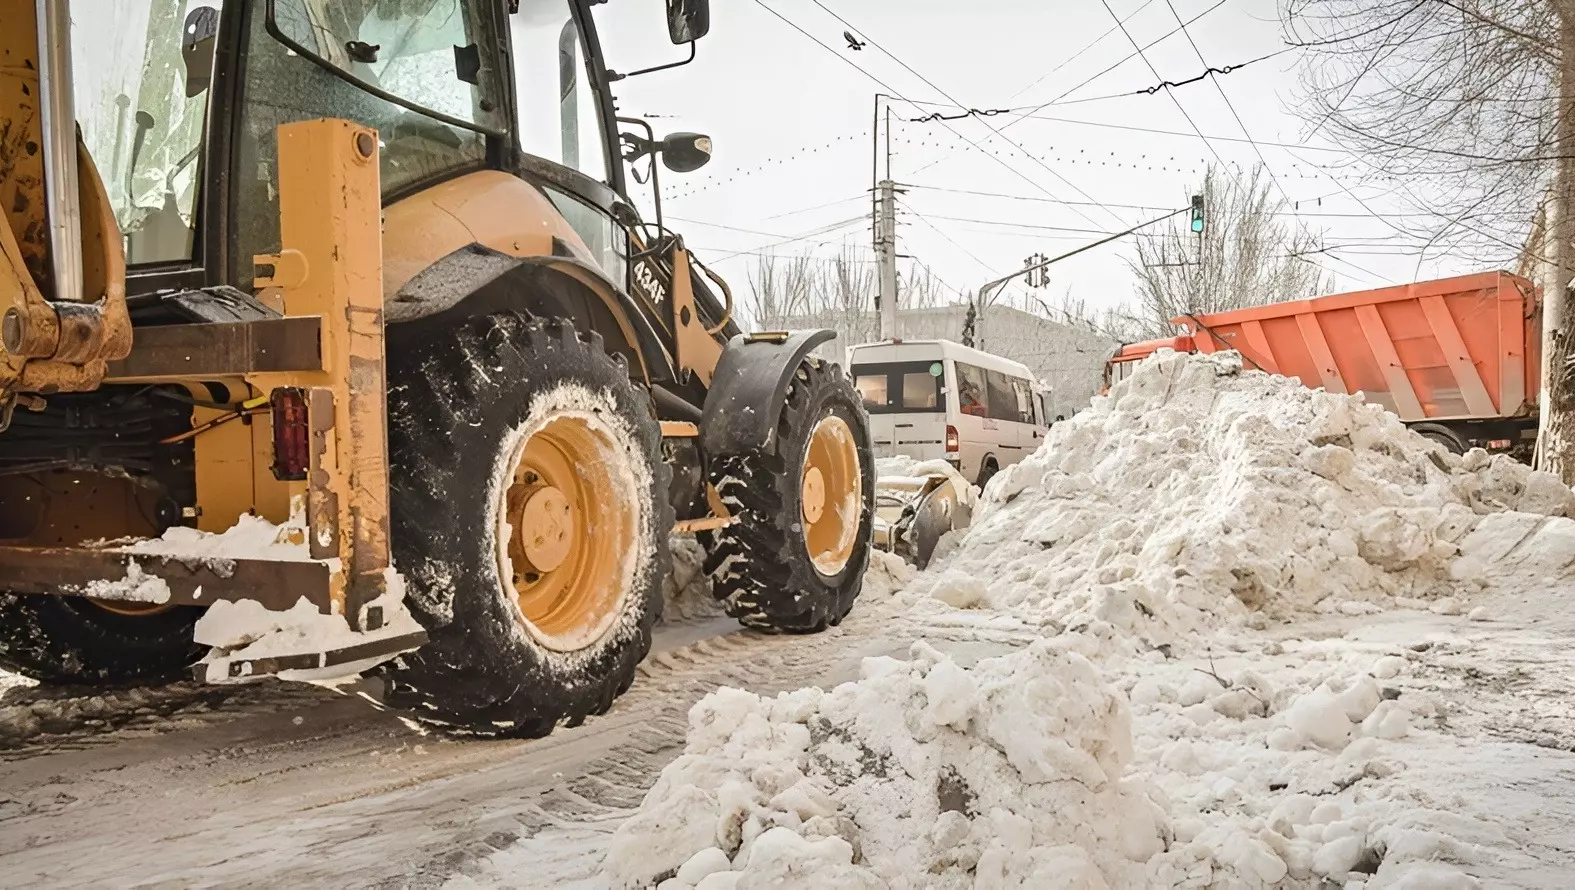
[606,41,695,83]
[617,116,663,230]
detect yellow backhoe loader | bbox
[0,0,875,736]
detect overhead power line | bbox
[1099,0,1225,169]
[801,0,1128,229]
[907,0,1234,178]
[1159,0,1297,213]
[1006,0,1159,103]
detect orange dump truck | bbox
[1105,271,1541,457]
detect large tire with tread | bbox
[0,597,203,686]
[381,313,672,737]
[704,357,875,632]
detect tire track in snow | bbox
[0,599,927,889]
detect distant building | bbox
[769,303,1118,420]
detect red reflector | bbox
[270,387,310,481]
[1487,439,1512,450]
[945,425,960,453]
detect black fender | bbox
[700,330,837,457]
[385,243,674,385]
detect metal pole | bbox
[36,0,83,302]
[875,99,900,340]
[974,207,1189,349]
[877,179,899,340]
[871,93,881,273]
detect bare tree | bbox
[1044,290,1153,344]
[745,247,952,339]
[1281,0,1575,479]
[1121,165,1334,338]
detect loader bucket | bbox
[874,472,973,570]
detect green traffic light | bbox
[1189,194,1205,233]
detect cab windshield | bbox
[265,0,506,137]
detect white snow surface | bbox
[605,638,1172,889]
[599,352,1575,890]
[114,507,314,563]
[911,349,1573,637]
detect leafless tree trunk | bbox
[1283,0,1575,479]
[1542,4,1575,478]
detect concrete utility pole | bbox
[876,177,899,340]
[872,93,900,340]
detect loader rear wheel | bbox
[704,358,875,632]
[381,313,671,737]
[0,595,203,686]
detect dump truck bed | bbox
[1175,271,1539,423]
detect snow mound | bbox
[914,350,1575,640]
[604,637,1181,889]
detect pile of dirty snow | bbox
[912,349,1575,644]
[604,637,1195,889]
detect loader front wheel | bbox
[705,358,875,632]
[0,595,203,686]
[382,313,671,737]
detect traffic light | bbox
[1023,252,1049,288]
[1190,194,1205,233]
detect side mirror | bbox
[666,0,710,44]
[182,6,220,98]
[660,132,712,173]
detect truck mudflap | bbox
[0,540,427,684]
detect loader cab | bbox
[63,0,708,300]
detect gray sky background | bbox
[591,0,1505,319]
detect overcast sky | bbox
[591,0,1500,318]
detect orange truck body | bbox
[1106,271,1541,455]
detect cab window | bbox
[71,1,221,266]
[1011,378,1036,425]
[233,1,504,285]
[510,1,610,183]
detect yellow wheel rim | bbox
[801,414,861,576]
[496,412,638,652]
[90,599,175,617]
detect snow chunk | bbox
[603,638,1169,888]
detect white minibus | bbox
[847,339,1050,487]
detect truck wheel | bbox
[977,456,999,488]
[705,358,875,632]
[1412,423,1467,455]
[381,313,671,737]
[0,596,203,685]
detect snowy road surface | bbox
[0,611,912,888]
[4,588,1574,889]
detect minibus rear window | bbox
[851,361,945,413]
